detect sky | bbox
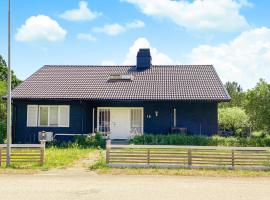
[0,0,270,90]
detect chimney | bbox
[136,48,151,70]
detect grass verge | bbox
[0,147,96,173]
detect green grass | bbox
[0,147,96,171]
[42,147,96,170]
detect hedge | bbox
[0,122,5,143]
[129,134,270,147]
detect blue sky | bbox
[0,0,270,89]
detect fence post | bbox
[188,148,192,167]
[231,149,235,169]
[147,149,150,165]
[40,141,45,166]
[106,139,111,164]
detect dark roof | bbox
[12,65,230,101]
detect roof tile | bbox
[12,65,231,101]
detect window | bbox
[27,105,38,127]
[131,109,143,134]
[98,109,110,133]
[39,106,49,126]
[49,106,58,126]
[27,105,70,127]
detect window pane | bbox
[131,109,142,134]
[99,109,110,133]
[27,105,38,127]
[40,107,48,126]
[59,106,70,127]
[49,106,58,126]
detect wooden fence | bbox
[0,143,45,167]
[106,142,270,170]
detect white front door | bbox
[110,109,131,139]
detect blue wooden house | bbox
[11,49,230,143]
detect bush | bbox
[250,131,267,138]
[47,133,106,149]
[218,107,250,135]
[129,134,270,147]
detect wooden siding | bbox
[13,100,218,143]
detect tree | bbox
[0,55,21,88]
[0,81,6,143]
[245,79,270,131]
[218,107,250,135]
[0,55,21,143]
[219,81,245,108]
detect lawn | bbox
[0,147,97,173]
[43,147,96,170]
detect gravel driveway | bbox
[1,171,270,200]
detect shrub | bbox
[47,133,106,149]
[0,121,6,143]
[250,131,267,138]
[129,134,270,147]
[218,107,250,135]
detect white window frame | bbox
[97,108,110,134]
[27,105,38,127]
[29,105,70,128]
[130,108,144,135]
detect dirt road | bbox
[0,172,269,200]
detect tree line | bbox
[219,80,270,137]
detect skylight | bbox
[108,74,134,81]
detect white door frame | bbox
[97,107,144,139]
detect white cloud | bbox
[186,27,270,89]
[122,0,250,32]
[59,1,101,22]
[126,19,145,29]
[93,20,145,36]
[77,33,97,41]
[93,23,126,36]
[124,37,177,65]
[15,15,67,42]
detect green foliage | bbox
[250,131,267,138]
[130,134,270,147]
[0,55,22,88]
[0,121,6,143]
[220,81,245,108]
[0,81,6,143]
[48,133,106,149]
[0,81,7,121]
[245,79,270,131]
[74,133,106,148]
[218,107,249,134]
[0,55,21,143]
